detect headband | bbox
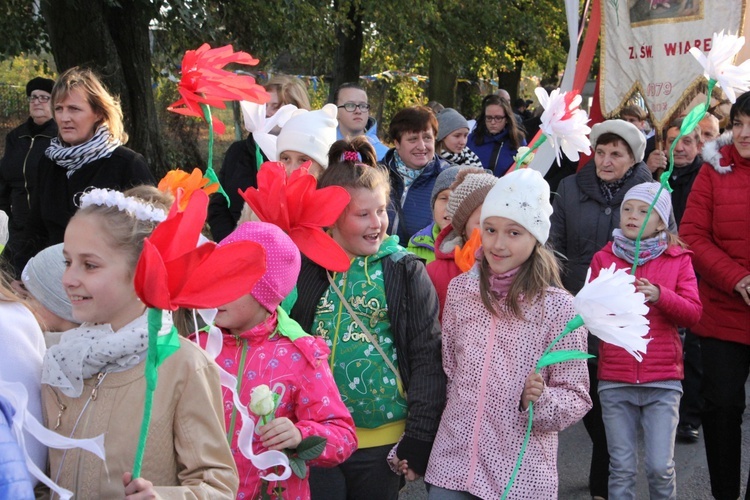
[78,188,167,223]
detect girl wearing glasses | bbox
[467,95,526,177]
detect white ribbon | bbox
[195,308,292,481]
[0,380,106,500]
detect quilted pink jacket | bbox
[425,270,591,499]
[195,312,357,500]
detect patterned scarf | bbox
[612,228,669,265]
[598,166,635,203]
[46,125,122,178]
[439,147,483,168]
[393,151,423,188]
[41,310,159,397]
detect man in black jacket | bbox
[0,77,57,245]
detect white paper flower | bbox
[513,146,535,165]
[249,384,276,416]
[573,264,651,361]
[689,31,750,103]
[535,87,591,163]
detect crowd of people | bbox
[0,67,748,500]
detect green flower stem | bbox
[500,313,584,498]
[501,402,534,500]
[199,103,230,206]
[512,134,547,171]
[132,308,162,478]
[630,78,716,275]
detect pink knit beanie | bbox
[218,222,301,312]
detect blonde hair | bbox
[478,243,563,319]
[72,186,169,272]
[53,67,127,143]
[265,75,311,110]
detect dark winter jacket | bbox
[466,128,526,177]
[680,134,750,345]
[207,134,267,242]
[0,118,57,239]
[8,145,154,275]
[668,155,703,226]
[381,149,449,243]
[549,160,654,295]
[290,253,446,476]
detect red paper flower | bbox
[239,161,352,272]
[168,43,270,134]
[134,190,266,310]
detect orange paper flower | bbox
[454,228,482,272]
[239,161,352,272]
[167,43,270,134]
[158,168,219,211]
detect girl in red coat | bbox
[589,182,702,499]
[196,221,357,499]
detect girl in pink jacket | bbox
[424,169,591,499]
[590,182,701,499]
[196,222,357,499]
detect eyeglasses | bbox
[28,94,51,103]
[337,102,371,112]
[485,115,507,122]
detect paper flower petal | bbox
[536,87,591,164]
[689,31,750,103]
[574,264,651,361]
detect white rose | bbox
[514,146,535,165]
[249,384,276,416]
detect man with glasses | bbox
[0,77,57,248]
[333,82,389,160]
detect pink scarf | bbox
[488,266,521,299]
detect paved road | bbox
[400,380,750,499]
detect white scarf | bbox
[41,311,164,397]
[45,124,122,178]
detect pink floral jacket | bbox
[196,311,357,499]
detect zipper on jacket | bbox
[330,272,349,371]
[22,136,36,207]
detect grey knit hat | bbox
[431,166,462,210]
[436,108,469,142]
[447,168,498,236]
[22,243,78,323]
[622,182,672,229]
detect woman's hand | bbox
[734,274,750,306]
[636,278,660,303]
[123,472,158,499]
[521,372,545,410]
[259,417,302,450]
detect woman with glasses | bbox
[467,94,526,176]
[7,67,155,275]
[0,78,58,254]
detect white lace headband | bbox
[78,188,167,223]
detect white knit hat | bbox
[622,182,672,228]
[275,103,338,168]
[480,168,552,244]
[589,119,647,163]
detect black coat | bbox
[7,145,155,275]
[290,253,446,476]
[207,134,267,242]
[0,118,58,238]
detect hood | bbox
[701,131,734,174]
[434,224,464,259]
